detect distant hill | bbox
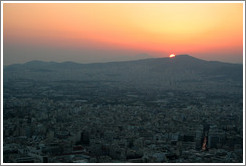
[4,55,243,93]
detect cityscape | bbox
[3,55,243,163]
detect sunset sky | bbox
[3,2,244,65]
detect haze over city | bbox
[3,3,243,65]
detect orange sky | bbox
[3,3,244,64]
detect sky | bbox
[3,3,244,65]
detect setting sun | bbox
[169,54,176,58]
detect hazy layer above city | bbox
[3,45,243,65]
[4,55,243,94]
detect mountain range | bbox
[4,55,243,94]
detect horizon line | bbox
[3,55,243,67]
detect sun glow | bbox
[169,54,176,58]
[2,3,243,64]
